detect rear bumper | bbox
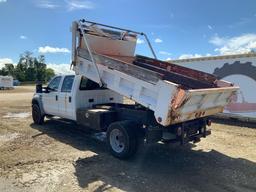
[179,118,211,144]
[146,118,211,144]
[182,129,211,144]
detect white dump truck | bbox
[0,76,13,89]
[32,20,239,159]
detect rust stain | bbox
[171,88,187,110]
[169,106,224,125]
[168,88,188,123]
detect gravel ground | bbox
[0,86,255,192]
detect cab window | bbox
[61,75,75,92]
[48,76,61,91]
[79,76,103,90]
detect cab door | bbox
[42,76,62,116]
[58,75,75,120]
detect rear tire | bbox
[107,121,138,159]
[32,104,44,125]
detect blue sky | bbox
[0,0,256,73]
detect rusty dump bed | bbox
[73,20,239,126]
[133,55,218,89]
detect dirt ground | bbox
[0,86,255,192]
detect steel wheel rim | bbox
[109,128,125,153]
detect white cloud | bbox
[0,0,7,3]
[20,35,27,40]
[65,0,94,11]
[166,58,172,61]
[229,17,252,29]
[178,54,202,59]
[36,0,59,9]
[137,38,144,44]
[209,33,256,55]
[38,46,70,54]
[154,38,163,43]
[159,51,172,56]
[0,58,13,69]
[47,63,74,75]
[35,0,94,11]
[209,34,227,46]
[207,25,213,30]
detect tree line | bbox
[0,51,55,82]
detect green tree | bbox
[45,68,55,81]
[1,51,55,82]
[15,52,30,81]
[3,63,15,76]
[15,51,55,82]
[34,55,47,81]
[0,67,8,76]
[24,51,35,81]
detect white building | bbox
[0,76,14,89]
[170,53,256,118]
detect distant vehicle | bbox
[32,20,239,159]
[13,79,20,86]
[0,76,14,89]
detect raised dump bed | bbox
[71,20,239,126]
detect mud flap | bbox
[146,126,162,144]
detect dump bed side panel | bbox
[75,56,179,117]
[135,55,218,86]
[75,52,239,127]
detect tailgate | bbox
[169,86,239,124]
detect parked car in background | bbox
[13,79,20,86]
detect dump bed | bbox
[71,20,239,126]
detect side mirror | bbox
[44,87,56,93]
[45,87,49,93]
[36,84,43,93]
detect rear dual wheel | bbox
[107,121,138,159]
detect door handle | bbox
[56,95,58,101]
[69,96,72,103]
[88,98,94,103]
